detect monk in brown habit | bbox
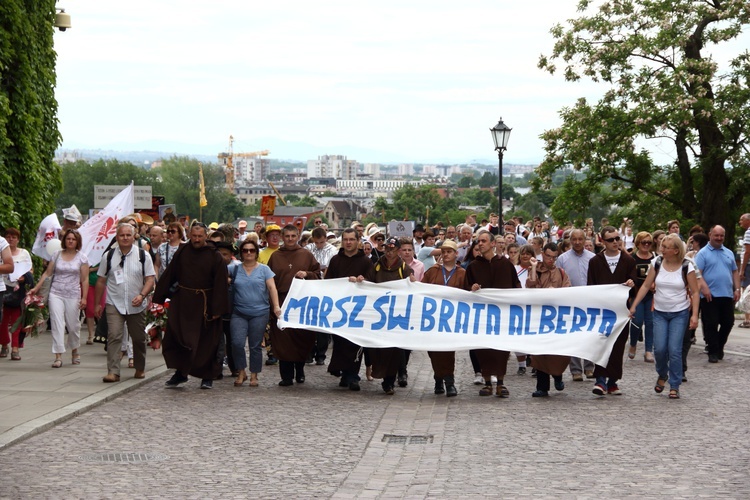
[421,239,465,397]
[464,229,521,398]
[154,222,229,389]
[267,225,321,386]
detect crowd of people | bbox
[1,210,748,401]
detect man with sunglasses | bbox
[95,222,155,383]
[586,226,636,396]
[154,222,229,389]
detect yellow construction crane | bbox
[217,135,235,192]
[217,135,270,192]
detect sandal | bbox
[739,321,750,329]
[72,354,81,365]
[234,371,247,387]
[10,351,21,361]
[654,377,666,393]
[668,389,680,399]
[128,358,134,369]
[0,346,8,358]
[52,359,63,368]
[248,373,259,387]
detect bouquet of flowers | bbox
[144,297,169,350]
[11,292,49,338]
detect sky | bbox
[51,1,744,165]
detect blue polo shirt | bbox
[695,244,737,298]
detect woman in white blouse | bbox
[629,234,699,399]
[31,229,89,367]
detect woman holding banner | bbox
[525,242,572,397]
[421,239,465,397]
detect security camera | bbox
[55,9,71,31]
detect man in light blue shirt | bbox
[695,225,741,363]
[556,228,596,379]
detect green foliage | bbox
[157,156,245,223]
[0,1,62,247]
[56,160,163,213]
[536,0,750,241]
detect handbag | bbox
[738,285,750,314]
[3,272,35,309]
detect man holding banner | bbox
[267,225,321,386]
[325,228,375,391]
[421,239,465,397]
[587,226,636,396]
[465,229,521,398]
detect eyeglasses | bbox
[241,248,258,254]
[603,236,621,243]
[543,253,558,259]
[314,221,322,225]
[641,240,652,245]
[167,229,178,234]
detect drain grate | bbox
[382,434,434,444]
[78,453,169,463]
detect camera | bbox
[55,9,71,31]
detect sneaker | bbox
[496,385,510,398]
[265,356,278,366]
[531,390,549,398]
[165,372,188,387]
[349,381,361,391]
[315,359,326,366]
[607,384,622,395]
[490,375,498,384]
[200,379,213,389]
[397,374,408,387]
[554,378,565,391]
[572,373,584,382]
[517,367,526,376]
[473,373,484,385]
[592,383,606,396]
[584,370,595,379]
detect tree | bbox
[0,1,62,246]
[535,0,750,242]
[157,156,245,223]
[478,171,499,188]
[56,159,163,213]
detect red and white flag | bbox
[31,213,62,261]
[79,183,135,265]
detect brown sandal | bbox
[234,371,247,387]
[668,389,680,399]
[248,373,259,387]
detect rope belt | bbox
[177,285,214,322]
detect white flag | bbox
[79,183,135,265]
[31,213,62,261]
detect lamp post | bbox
[490,117,512,226]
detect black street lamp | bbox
[490,117,511,225]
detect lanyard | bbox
[441,265,457,286]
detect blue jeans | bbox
[629,293,653,352]
[230,312,269,373]
[653,308,689,389]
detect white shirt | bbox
[556,248,595,287]
[654,262,694,312]
[0,237,9,292]
[98,245,155,315]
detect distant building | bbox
[398,164,414,176]
[363,163,380,177]
[235,157,270,185]
[307,155,358,180]
[335,178,425,198]
[54,150,83,164]
[322,200,368,229]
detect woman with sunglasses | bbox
[230,239,281,387]
[156,222,185,279]
[628,231,656,362]
[31,229,89,368]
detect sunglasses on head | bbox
[603,236,621,243]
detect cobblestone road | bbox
[2,344,749,499]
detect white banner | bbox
[31,213,62,261]
[79,183,135,265]
[278,279,630,366]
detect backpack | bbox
[652,256,690,287]
[375,260,408,279]
[104,246,146,277]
